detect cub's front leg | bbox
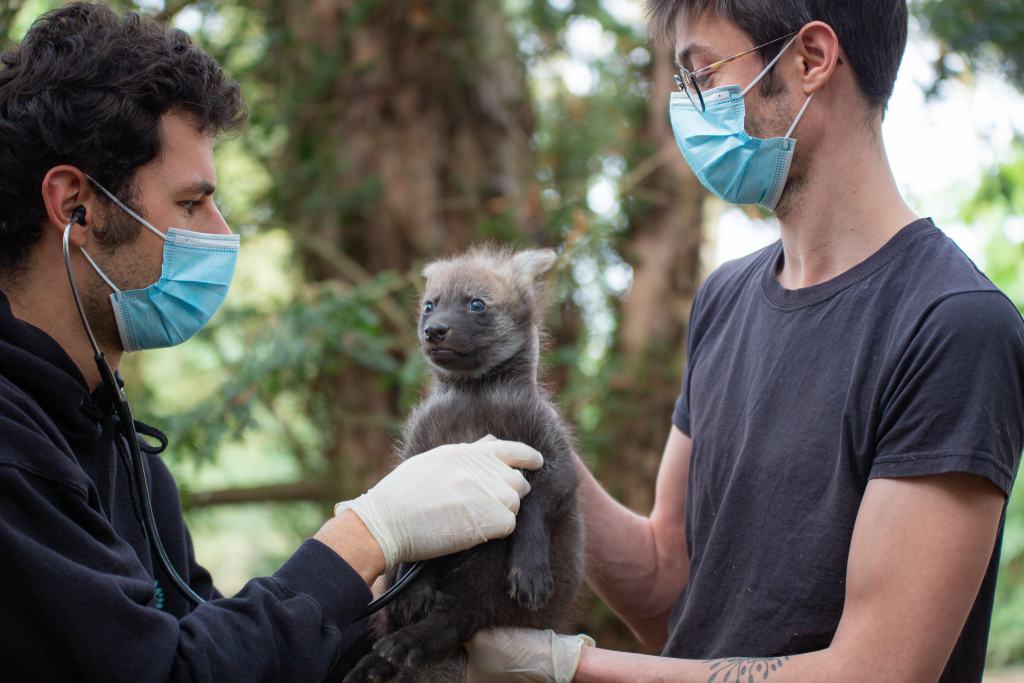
[507,495,553,611]
[387,561,438,626]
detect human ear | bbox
[794,21,841,96]
[40,166,97,247]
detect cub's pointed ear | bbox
[422,261,443,282]
[511,249,557,282]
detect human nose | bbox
[202,200,233,236]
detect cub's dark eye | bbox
[423,302,435,314]
[469,300,486,312]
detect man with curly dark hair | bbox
[0,4,544,681]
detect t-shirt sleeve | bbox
[870,291,1024,496]
[673,282,709,437]
[672,370,693,436]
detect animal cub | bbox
[345,246,584,683]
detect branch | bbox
[618,147,676,198]
[295,231,372,283]
[183,480,332,508]
[294,232,416,337]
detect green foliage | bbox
[967,141,1024,312]
[962,141,1024,668]
[916,0,1024,90]
[917,1,1024,664]
[163,273,416,469]
[971,139,1024,218]
[991,474,1024,666]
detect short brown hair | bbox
[645,0,908,112]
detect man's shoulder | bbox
[885,224,1020,331]
[693,241,779,316]
[0,374,89,497]
[895,223,998,296]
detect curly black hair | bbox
[0,2,247,279]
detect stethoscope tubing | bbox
[64,210,205,606]
[62,209,418,619]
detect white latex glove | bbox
[465,628,595,683]
[334,438,542,570]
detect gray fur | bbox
[344,246,584,683]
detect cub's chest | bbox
[412,387,545,450]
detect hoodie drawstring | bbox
[97,413,145,528]
[93,413,166,526]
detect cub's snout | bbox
[423,323,449,343]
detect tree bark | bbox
[254,0,538,496]
[607,45,706,516]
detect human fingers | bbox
[473,453,532,502]
[484,440,544,470]
[480,506,517,541]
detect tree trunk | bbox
[584,44,707,654]
[255,0,538,494]
[609,44,705,516]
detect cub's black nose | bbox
[424,323,449,343]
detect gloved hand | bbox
[334,438,542,570]
[465,628,595,683]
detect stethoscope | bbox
[63,207,419,619]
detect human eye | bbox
[180,200,197,215]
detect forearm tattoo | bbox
[704,656,789,682]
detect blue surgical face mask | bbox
[81,175,239,353]
[669,36,814,212]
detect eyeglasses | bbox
[675,32,799,112]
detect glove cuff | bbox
[335,494,398,571]
[549,631,595,683]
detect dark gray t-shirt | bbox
[665,219,1024,681]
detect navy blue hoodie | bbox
[0,290,373,681]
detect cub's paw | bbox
[508,564,554,611]
[375,630,430,669]
[390,581,437,625]
[342,653,398,683]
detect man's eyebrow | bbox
[677,43,714,69]
[183,180,216,196]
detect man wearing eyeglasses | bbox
[465,1,1024,682]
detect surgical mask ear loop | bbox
[740,34,800,98]
[785,91,815,139]
[79,174,166,296]
[84,174,167,242]
[734,34,815,140]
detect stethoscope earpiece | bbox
[71,205,86,225]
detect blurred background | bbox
[3,0,1024,675]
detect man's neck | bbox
[774,127,919,290]
[5,251,120,393]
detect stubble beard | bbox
[743,78,813,221]
[79,209,163,354]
